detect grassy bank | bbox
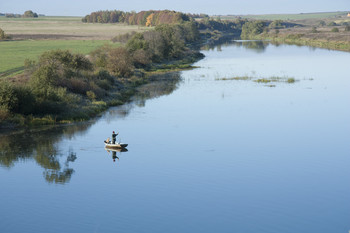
[269,35,350,51]
[252,29,350,52]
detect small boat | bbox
[104,140,128,149]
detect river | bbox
[1,41,349,233]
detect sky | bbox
[1,0,349,16]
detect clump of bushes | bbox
[23,10,38,18]
[0,28,11,40]
[331,28,339,32]
[241,20,268,39]
[112,31,137,43]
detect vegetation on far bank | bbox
[239,16,350,52]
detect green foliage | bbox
[331,28,339,32]
[198,18,241,32]
[132,49,151,68]
[126,33,148,52]
[112,31,137,43]
[241,20,268,39]
[287,78,296,83]
[328,22,337,26]
[30,64,60,93]
[319,20,326,26]
[0,81,18,112]
[38,50,93,75]
[0,28,10,40]
[269,20,284,29]
[12,85,36,114]
[0,81,36,115]
[0,28,5,39]
[106,47,134,77]
[23,10,38,18]
[123,23,200,63]
[86,91,96,100]
[311,27,318,33]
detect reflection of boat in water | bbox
[105,146,128,163]
[104,147,128,152]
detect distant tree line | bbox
[240,20,299,39]
[4,10,38,18]
[82,10,191,26]
[197,18,246,32]
[186,13,209,19]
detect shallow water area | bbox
[1,40,350,233]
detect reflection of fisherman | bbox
[112,131,118,144]
[112,151,119,162]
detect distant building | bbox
[348,12,350,17]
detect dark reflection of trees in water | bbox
[134,72,181,107]
[202,37,269,53]
[0,123,91,184]
[232,40,268,53]
[0,72,182,183]
[103,72,181,121]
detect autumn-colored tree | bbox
[146,13,154,27]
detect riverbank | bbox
[238,13,350,52]
[253,31,350,52]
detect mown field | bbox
[0,16,149,77]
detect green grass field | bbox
[0,40,118,76]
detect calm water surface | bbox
[1,41,350,233]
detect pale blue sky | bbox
[1,0,349,16]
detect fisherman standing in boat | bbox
[112,131,118,144]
